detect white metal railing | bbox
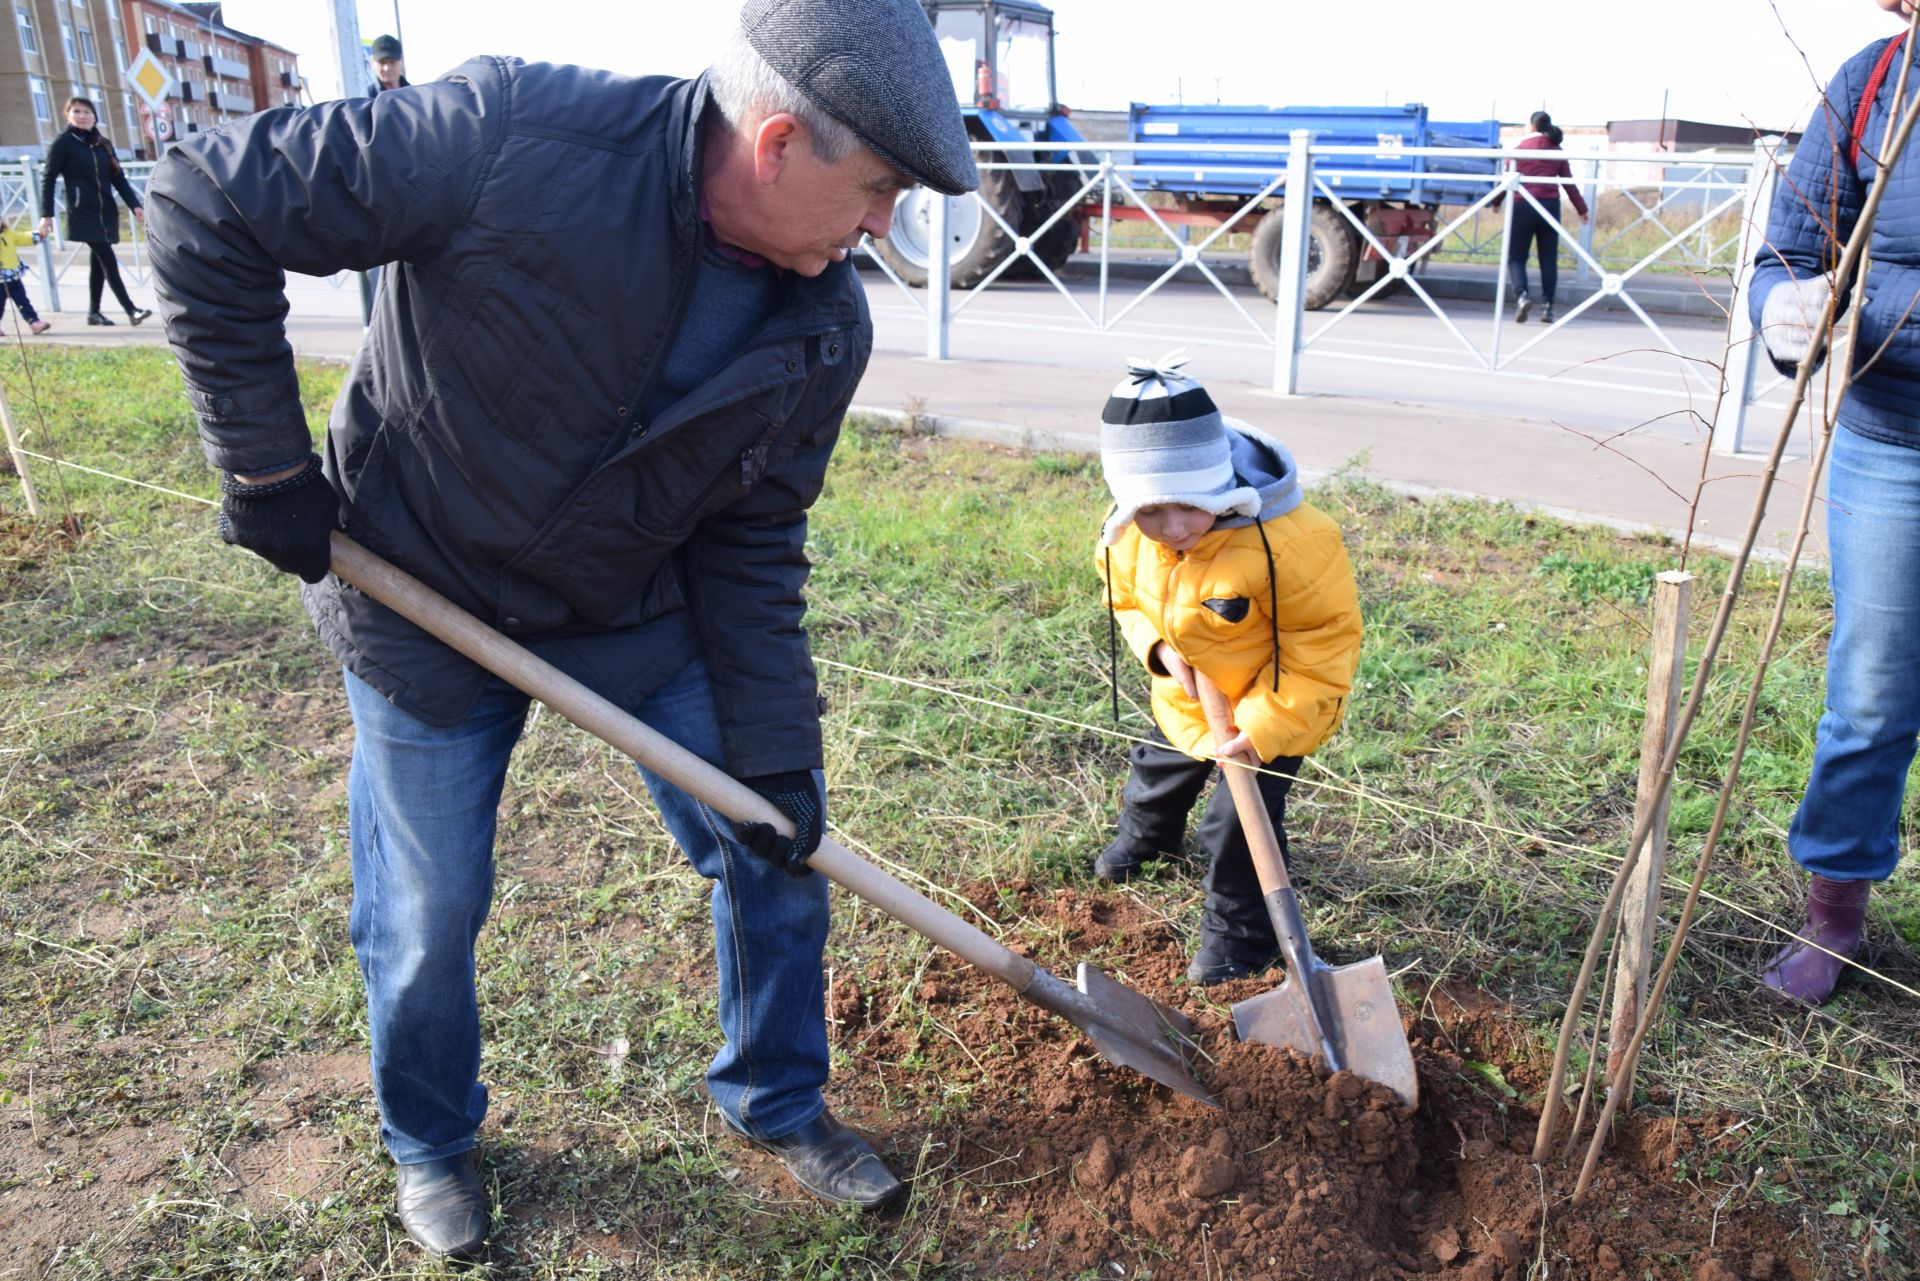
[865,135,1790,454]
[0,157,353,312]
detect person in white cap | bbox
[145,0,977,1257]
[1092,355,1363,984]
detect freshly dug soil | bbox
[819,881,1813,1280]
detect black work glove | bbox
[734,769,825,877]
[217,454,338,584]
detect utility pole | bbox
[326,0,363,101]
[325,0,376,325]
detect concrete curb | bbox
[846,403,1819,568]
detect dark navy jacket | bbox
[1753,35,1920,449]
[40,127,141,243]
[146,57,872,776]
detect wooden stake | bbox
[1606,570,1692,1107]
[0,378,38,517]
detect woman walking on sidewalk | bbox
[37,97,151,327]
[1502,110,1587,325]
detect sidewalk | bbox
[849,351,1828,564]
[30,269,1824,563]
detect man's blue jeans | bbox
[1789,425,1920,883]
[344,658,831,1165]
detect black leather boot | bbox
[723,1109,905,1208]
[1093,836,1159,883]
[1188,883,1279,985]
[395,1150,489,1258]
[1186,932,1278,985]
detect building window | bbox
[30,76,50,121]
[143,14,155,36]
[122,90,135,141]
[60,20,74,61]
[17,5,35,54]
[77,27,94,64]
[113,31,124,68]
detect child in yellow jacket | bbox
[1093,354,1361,983]
[0,226,50,334]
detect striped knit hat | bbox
[1098,352,1261,546]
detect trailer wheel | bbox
[1250,203,1359,310]
[875,153,1021,289]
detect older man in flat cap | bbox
[144,0,976,1259]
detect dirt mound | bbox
[826,881,1812,1280]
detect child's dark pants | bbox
[1,279,39,324]
[1114,728,1302,948]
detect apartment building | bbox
[0,0,299,159]
[121,0,302,157]
[0,1,139,158]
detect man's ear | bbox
[752,113,806,186]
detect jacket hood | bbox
[1216,417,1305,527]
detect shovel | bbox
[1194,672,1418,1108]
[326,533,1217,1107]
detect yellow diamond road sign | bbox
[126,48,173,111]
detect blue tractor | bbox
[875,0,1088,287]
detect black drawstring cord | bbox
[1254,516,1279,693]
[1104,541,1120,722]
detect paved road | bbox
[857,265,1794,452]
[26,253,1828,559]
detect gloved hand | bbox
[734,769,825,877]
[217,454,338,584]
[1759,275,1834,374]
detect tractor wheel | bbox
[875,152,1021,289]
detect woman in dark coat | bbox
[36,97,151,326]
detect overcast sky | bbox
[223,0,1905,134]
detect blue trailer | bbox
[877,1,1503,308]
[1125,103,1502,307]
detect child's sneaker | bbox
[1092,838,1158,883]
[1185,933,1278,985]
[27,319,49,334]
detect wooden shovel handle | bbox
[326,532,1039,993]
[1193,671,1294,898]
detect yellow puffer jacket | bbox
[0,228,32,272]
[1098,502,1362,762]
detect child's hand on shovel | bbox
[1211,727,1254,761]
[1153,642,1200,699]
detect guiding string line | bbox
[8,442,1913,1001]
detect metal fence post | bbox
[1577,156,1598,284]
[924,191,950,360]
[1271,129,1312,395]
[1715,138,1782,455]
[26,159,57,315]
[1491,173,1516,366]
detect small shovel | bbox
[327,533,1218,1107]
[1194,672,1418,1108]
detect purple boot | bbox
[1760,875,1871,1005]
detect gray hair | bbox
[708,26,859,164]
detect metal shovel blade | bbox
[1020,963,1218,1106]
[1232,955,1419,1108]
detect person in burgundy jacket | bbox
[1503,110,1589,323]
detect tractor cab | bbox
[924,0,1062,132]
[877,0,1086,288]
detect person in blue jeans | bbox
[145,0,977,1259]
[1750,0,1920,1006]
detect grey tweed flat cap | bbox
[741,0,979,195]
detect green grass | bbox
[0,347,1914,1277]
